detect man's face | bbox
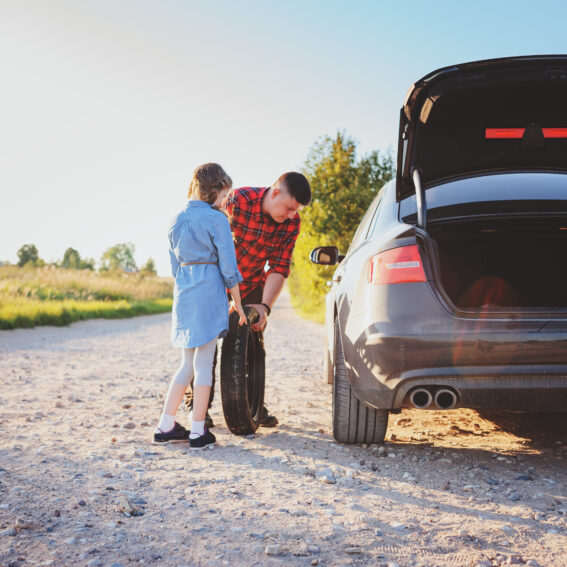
[268,185,303,223]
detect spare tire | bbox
[220,306,265,435]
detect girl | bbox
[154,163,246,449]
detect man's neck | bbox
[260,186,272,217]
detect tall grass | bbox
[0,266,173,330]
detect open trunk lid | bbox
[397,55,567,207]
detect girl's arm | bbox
[168,230,181,277]
[212,214,243,290]
[229,282,247,326]
[169,248,180,277]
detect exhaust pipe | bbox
[434,389,457,410]
[409,388,433,409]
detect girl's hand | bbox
[236,305,247,326]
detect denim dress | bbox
[168,201,243,348]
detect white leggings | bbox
[173,337,217,388]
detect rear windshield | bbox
[414,73,567,187]
[400,172,567,223]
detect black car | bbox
[311,55,567,444]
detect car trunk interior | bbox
[427,216,567,311]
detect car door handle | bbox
[332,275,342,283]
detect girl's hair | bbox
[188,163,232,205]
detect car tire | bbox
[333,320,388,444]
[220,307,265,436]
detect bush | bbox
[141,258,157,275]
[289,132,394,321]
[61,247,94,270]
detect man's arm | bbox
[249,220,300,331]
[262,272,285,307]
[248,272,285,331]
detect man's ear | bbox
[271,186,280,198]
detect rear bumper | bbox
[347,336,567,411]
[340,283,567,412]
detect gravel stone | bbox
[265,544,282,555]
[344,546,362,554]
[307,545,321,554]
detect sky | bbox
[2,0,566,275]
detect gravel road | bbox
[1,290,566,567]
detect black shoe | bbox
[257,406,278,428]
[188,408,215,429]
[153,422,189,444]
[189,429,216,449]
[205,412,215,429]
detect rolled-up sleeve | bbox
[267,219,300,278]
[212,214,243,289]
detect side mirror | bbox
[310,246,342,265]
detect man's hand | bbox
[248,304,269,332]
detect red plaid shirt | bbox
[226,187,300,299]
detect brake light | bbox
[543,128,567,138]
[368,245,426,285]
[485,128,567,139]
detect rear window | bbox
[400,172,567,223]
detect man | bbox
[186,171,311,427]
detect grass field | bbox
[0,265,173,329]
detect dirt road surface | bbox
[1,291,566,567]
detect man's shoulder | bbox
[232,187,265,204]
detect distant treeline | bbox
[9,242,156,274]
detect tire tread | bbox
[332,321,388,444]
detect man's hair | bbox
[275,172,311,206]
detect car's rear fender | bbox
[338,280,567,410]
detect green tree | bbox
[61,247,94,270]
[140,258,157,275]
[17,244,39,267]
[61,247,81,269]
[100,243,137,272]
[288,132,394,320]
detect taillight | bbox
[368,245,426,285]
[485,128,567,139]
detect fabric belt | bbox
[181,262,218,265]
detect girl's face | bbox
[214,187,230,208]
